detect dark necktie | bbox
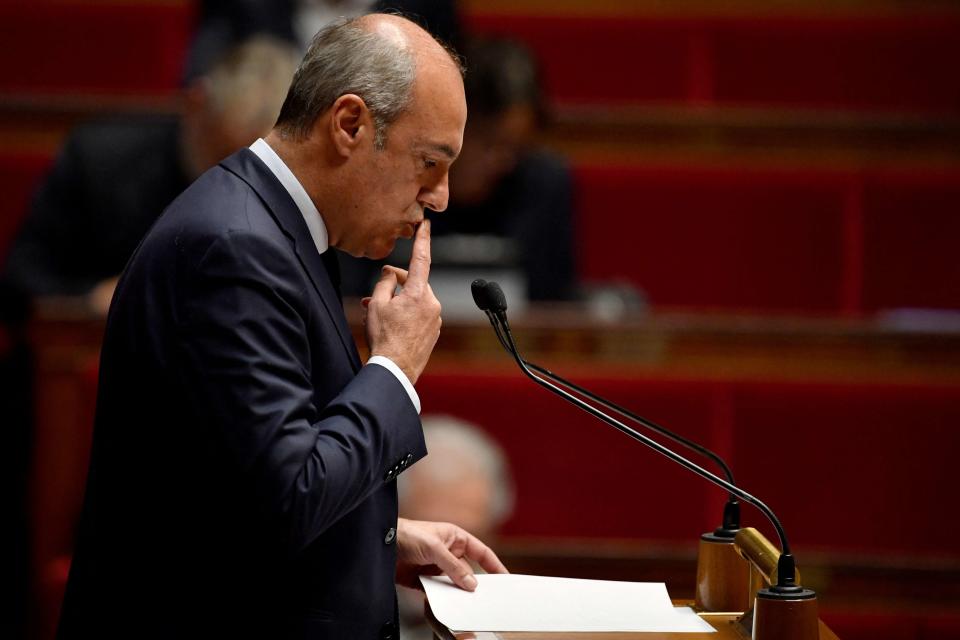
[321,248,342,303]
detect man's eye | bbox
[424,158,438,169]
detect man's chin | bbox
[364,241,396,261]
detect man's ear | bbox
[329,94,369,157]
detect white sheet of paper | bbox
[421,573,716,633]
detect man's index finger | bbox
[406,219,432,287]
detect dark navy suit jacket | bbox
[58,149,426,639]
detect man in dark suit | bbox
[58,14,506,639]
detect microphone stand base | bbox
[694,532,751,612]
[747,587,819,640]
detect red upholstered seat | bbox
[862,169,960,312]
[730,380,960,557]
[573,162,960,314]
[465,11,960,115]
[417,370,960,558]
[574,163,849,313]
[417,371,723,540]
[820,610,920,640]
[0,2,192,96]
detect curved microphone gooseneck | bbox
[471,279,804,593]
[470,280,742,535]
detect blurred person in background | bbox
[188,0,461,80]
[398,415,515,640]
[0,281,30,640]
[341,37,578,305]
[3,37,298,314]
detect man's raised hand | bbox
[363,220,441,385]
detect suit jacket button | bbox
[384,527,396,545]
[380,621,396,640]
[384,468,394,481]
[405,453,414,464]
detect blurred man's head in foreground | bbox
[399,415,514,540]
[181,37,299,179]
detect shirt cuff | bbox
[366,356,421,415]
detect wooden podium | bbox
[426,603,841,640]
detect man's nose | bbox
[419,172,450,213]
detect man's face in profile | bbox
[342,62,467,259]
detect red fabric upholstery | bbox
[465,14,692,106]
[820,610,920,640]
[574,163,849,313]
[920,615,960,639]
[417,371,721,540]
[417,370,960,558]
[862,169,960,311]
[730,381,960,556]
[710,16,960,114]
[574,163,960,313]
[0,2,192,95]
[465,12,960,114]
[820,609,960,640]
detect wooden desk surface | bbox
[427,605,841,640]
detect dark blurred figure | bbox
[187,0,461,80]
[342,37,577,304]
[0,282,31,640]
[3,38,297,315]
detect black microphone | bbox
[473,280,810,597]
[470,278,491,311]
[472,279,742,536]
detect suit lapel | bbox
[220,149,363,372]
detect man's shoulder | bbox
[158,164,280,243]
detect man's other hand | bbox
[363,220,441,384]
[395,518,509,592]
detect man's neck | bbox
[264,129,341,247]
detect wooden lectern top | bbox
[426,605,841,640]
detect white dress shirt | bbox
[249,138,421,413]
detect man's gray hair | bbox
[275,17,416,149]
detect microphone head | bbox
[485,281,508,314]
[471,279,490,311]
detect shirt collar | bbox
[249,138,329,255]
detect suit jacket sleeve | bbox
[173,228,425,554]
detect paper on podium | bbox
[421,573,716,633]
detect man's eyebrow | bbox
[421,142,458,160]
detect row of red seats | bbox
[575,162,960,313]
[2,2,959,115]
[0,2,192,96]
[467,10,960,115]
[29,359,956,639]
[821,609,960,640]
[417,368,960,558]
[3,153,957,313]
